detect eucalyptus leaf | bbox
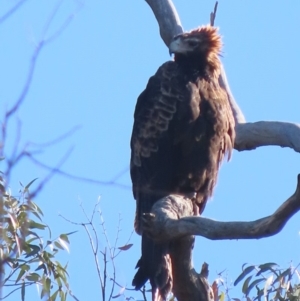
[234,265,255,286]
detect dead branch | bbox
[144,174,300,241]
[210,2,218,27]
[0,0,28,25]
[218,64,246,124]
[140,191,216,300]
[235,121,300,153]
[141,175,300,300]
[170,237,214,301]
[145,0,183,46]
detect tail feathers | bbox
[132,235,172,301]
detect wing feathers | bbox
[131,62,180,167]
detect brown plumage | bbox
[130,25,235,300]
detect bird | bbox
[130,25,235,301]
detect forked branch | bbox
[142,174,300,301]
[144,174,300,241]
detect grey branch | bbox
[145,0,183,46]
[235,121,300,152]
[145,0,300,154]
[141,175,300,300]
[144,174,300,241]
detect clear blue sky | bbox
[1,0,300,300]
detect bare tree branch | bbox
[27,154,130,190]
[141,175,300,300]
[145,0,183,46]
[219,64,246,124]
[170,237,214,301]
[0,0,29,25]
[235,121,300,153]
[210,2,218,27]
[2,0,83,144]
[209,2,247,124]
[144,174,300,241]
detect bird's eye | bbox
[188,40,198,47]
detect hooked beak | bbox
[168,38,181,56]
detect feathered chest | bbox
[131,61,235,184]
[130,60,235,218]
[134,65,231,156]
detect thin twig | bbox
[82,222,105,295]
[107,215,122,300]
[79,202,105,297]
[28,125,81,148]
[108,166,130,183]
[5,40,43,121]
[27,154,130,190]
[103,247,107,301]
[0,281,34,300]
[109,278,135,291]
[141,286,148,301]
[60,210,105,296]
[29,147,74,199]
[114,229,135,259]
[0,0,29,25]
[2,0,83,151]
[112,214,122,259]
[210,2,218,26]
[67,289,81,301]
[45,1,84,44]
[98,209,117,301]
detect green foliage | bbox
[0,173,74,301]
[233,262,300,301]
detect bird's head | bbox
[169,25,222,56]
[169,26,222,71]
